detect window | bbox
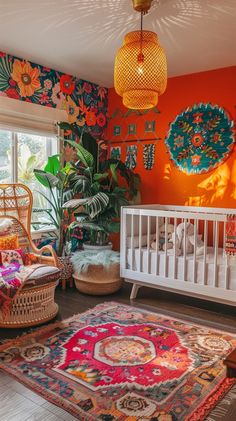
[0,129,58,222]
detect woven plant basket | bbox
[73,263,122,295]
[0,281,58,328]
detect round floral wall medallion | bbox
[165,103,235,174]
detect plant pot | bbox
[57,256,74,289]
[73,262,122,295]
[83,242,113,251]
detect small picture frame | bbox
[128,124,136,135]
[113,125,121,136]
[145,121,156,133]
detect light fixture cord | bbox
[140,11,143,56]
[137,10,144,64]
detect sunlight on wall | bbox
[163,163,171,180]
[185,161,236,207]
[231,159,236,200]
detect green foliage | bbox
[57,122,141,249]
[33,155,74,255]
[66,139,94,168]
[44,155,60,175]
[17,144,43,183]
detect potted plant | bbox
[34,155,75,256]
[71,249,122,295]
[61,123,140,251]
[33,155,77,284]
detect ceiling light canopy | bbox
[114,0,167,110]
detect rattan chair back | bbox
[0,183,58,265]
[0,183,32,233]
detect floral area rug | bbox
[0,302,235,420]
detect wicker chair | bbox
[0,183,60,328]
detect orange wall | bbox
[106,66,236,209]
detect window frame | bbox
[0,128,59,184]
[0,128,61,234]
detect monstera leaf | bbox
[68,173,91,195]
[63,192,109,219]
[68,221,107,234]
[63,197,91,209]
[85,192,109,219]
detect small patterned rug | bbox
[0,302,235,420]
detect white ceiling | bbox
[0,0,235,88]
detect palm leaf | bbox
[93,172,109,181]
[65,139,94,168]
[81,131,98,170]
[109,163,118,183]
[43,209,60,229]
[34,169,59,188]
[38,191,59,217]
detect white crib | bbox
[120,204,236,306]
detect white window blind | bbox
[0,96,68,136]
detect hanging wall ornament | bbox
[165,103,235,174]
[143,144,155,170]
[125,145,138,169]
[110,146,121,160]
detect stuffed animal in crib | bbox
[151,224,174,251]
[173,222,204,255]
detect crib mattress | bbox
[127,247,236,290]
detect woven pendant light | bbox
[114,0,167,110]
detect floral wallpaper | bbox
[0,51,108,137]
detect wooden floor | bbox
[0,282,236,420]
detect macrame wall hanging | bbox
[110,146,121,160]
[125,145,137,169]
[143,144,156,170]
[165,103,235,174]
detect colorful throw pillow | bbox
[0,234,19,250]
[23,253,38,266]
[1,249,24,267]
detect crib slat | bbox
[121,206,236,306]
[121,210,127,269]
[130,214,134,271]
[147,216,150,274]
[214,220,219,287]
[138,213,142,272]
[155,216,159,276]
[193,219,197,283]
[203,220,208,285]
[164,217,168,277]
[173,217,177,279]
[225,256,229,290]
[223,221,226,258]
[183,219,187,281]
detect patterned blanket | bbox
[225,215,236,256]
[0,263,42,316]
